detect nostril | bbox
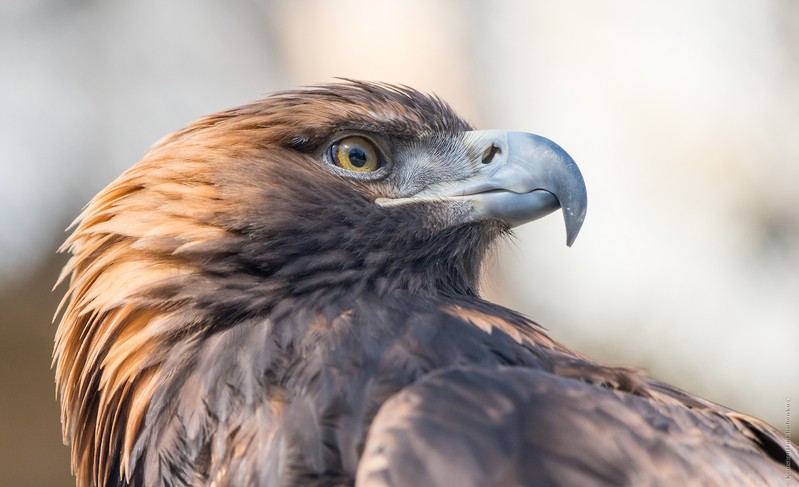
[481,144,501,165]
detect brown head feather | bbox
[53,82,474,486]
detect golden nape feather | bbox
[54,82,796,487]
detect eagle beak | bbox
[456,130,587,246]
[377,130,587,246]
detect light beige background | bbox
[1,1,797,485]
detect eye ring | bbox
[328,136,383,173]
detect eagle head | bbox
[54,81,586,486]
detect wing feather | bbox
[358,366,797,487]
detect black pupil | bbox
[348,147,368,167]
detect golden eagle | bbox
[54,82,797,486]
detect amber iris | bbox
[331,136,381,172]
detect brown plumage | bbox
[54,81,797,486]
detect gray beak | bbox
[376,130,587,246]
[457,131,587,246]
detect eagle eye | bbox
[329,136,382,173]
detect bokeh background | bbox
[2,1,797,484]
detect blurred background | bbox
[1,0,797,484]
